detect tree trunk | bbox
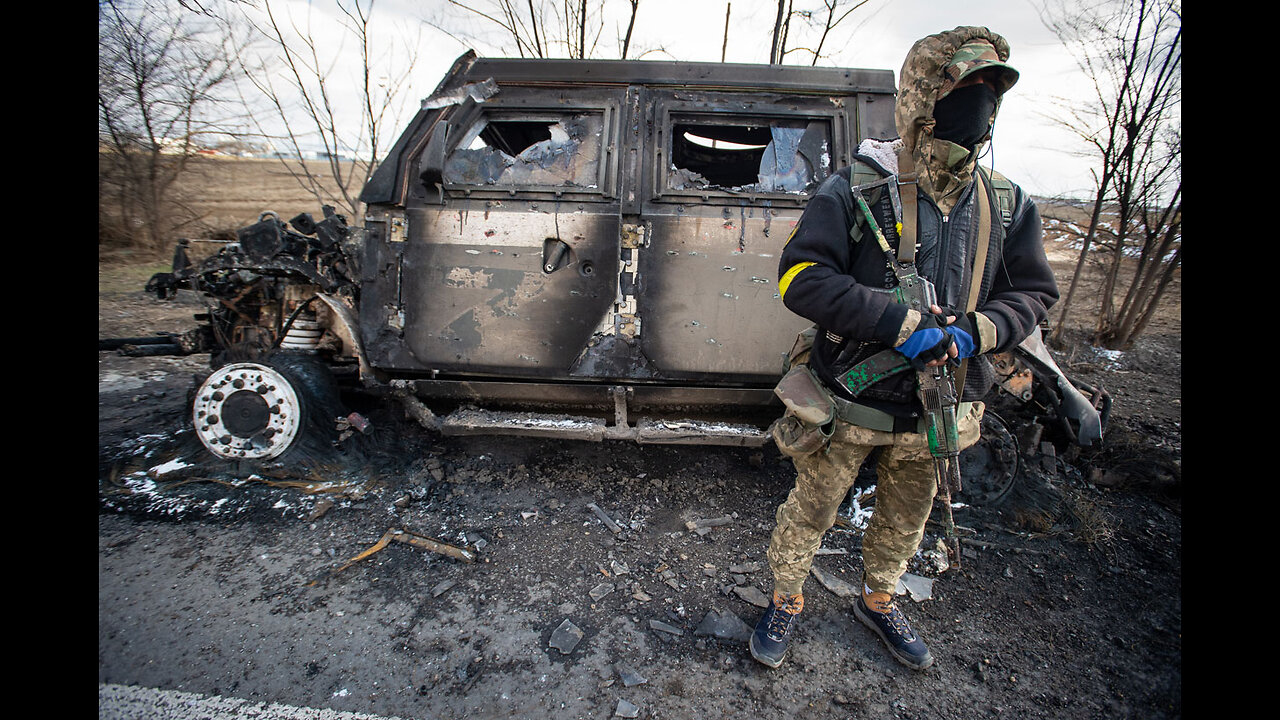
[1049,177,1110,346]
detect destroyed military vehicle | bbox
[113,52,1108,505]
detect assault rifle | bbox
[853,192,964,567]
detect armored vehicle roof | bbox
[435,52,896,95]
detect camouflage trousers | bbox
[766,402,984,596]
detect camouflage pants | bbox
[766,402,984,596]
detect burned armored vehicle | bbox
[122,52,1107,502]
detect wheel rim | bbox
[193,363,302,460]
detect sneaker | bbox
[853,590,934,670]
[749,592,804,668]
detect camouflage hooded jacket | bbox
[776,26,1059,417]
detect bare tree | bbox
[432,1,658,61]
[99,0,248,254]
[768,0,877,65]
[768,0,789,65]
[1040,0,1181,349]
[235,0,421,222]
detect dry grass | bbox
[99,155,364,260]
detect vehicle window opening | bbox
[668,118,831,194]
[445,113,603,189]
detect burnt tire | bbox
[191,352,343,465]
[957,411,1021,507]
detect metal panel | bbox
[639,208,810,380]
[399,205,620,376]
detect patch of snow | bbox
[1091,346,1124,370]
[149,458,191,477]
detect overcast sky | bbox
[253,0,1113,201]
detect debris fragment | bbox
[549,618,584,655]
[732,585,770,608]
[648,619,683,636]
[587,503,623,533]
[694,609,754,643]
[728,562,761,574]
[896,572,935,602]
[921,539,951,573]
[684,516,733,531]
[590,583,616,601]
[431,579,457,598]
[306,497,334,522]
[614,662,648,687]
[336,412,373,442]
[326,527,475,578]
[614,699,640,718]
[810,565,858,598]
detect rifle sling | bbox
[956,170,993,398]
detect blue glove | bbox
[946,325,976,359]
[896,326,953,370]
[942,310,984,360]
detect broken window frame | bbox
[440,102,619,200]
[652,100,845,205]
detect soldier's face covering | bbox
[931,83,998,151]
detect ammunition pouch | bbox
[771,328,834,457]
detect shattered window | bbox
[667,117,831,194]
[444,113,603,189]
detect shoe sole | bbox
[748,634,785,669]
[852,601,935,671]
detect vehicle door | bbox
[635,90,852,384]
[396,86,625,378]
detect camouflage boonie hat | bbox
[938,38,1019,100]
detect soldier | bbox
[751,27,1060,670]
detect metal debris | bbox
[897,572,935,603]
[648,619,683,636]
[306,497,334,522]
[684,516,733,531]
[810,565,858,598]
[587,503,623,533]
[732,585,769,608]
[549,618,584,655]
[328,527,475,577]
[431,579,457,598]
[589,583,615,601]
[694,609,754,643]
[614,699,640,718]
[614,663,648,687]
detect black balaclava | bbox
[931,83,998,151]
